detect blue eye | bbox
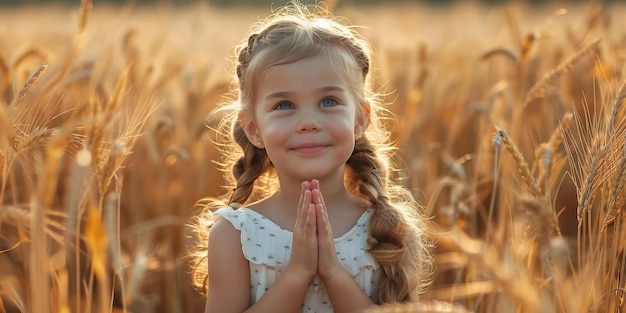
[320,98,338,107]
[275,102,294,110]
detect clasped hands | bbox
[288,179,344,284]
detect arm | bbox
[315,203,374,313]
[204,217,251,313]
[205,186,319,313]
[320,266,374,313]
[251,186,320,312]
[310,182,374,313]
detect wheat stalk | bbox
[481,47,520,65]
[365,300,471,313]
[55,268,71,313]
[520,32,539,63]
[560,89,616,228]
[438,228,541,311]
[504,6,522,55]
[12,62,48,106]
[12,127,58,154]
[524,38,602,107]
[0,52,8,96]
[520,196,560,282]
[2,2,625,313]
[11,47,49,82]
[602,81,626,231]
[76,0,93,39]
[494,129,541,196]
[0,277,26,312]
[84,206,110,313]
[535,112,574,194]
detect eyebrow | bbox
[264,86,346,100]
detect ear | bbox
[354,102,370,139]
[238,110,264,148]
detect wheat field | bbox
[1,0,625,312]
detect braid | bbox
[229,121,270,207]
[236,33,260,81]
[235,18,371,100]
[347,138,422,303]
[338,36,370,77]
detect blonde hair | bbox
[189,1,432,303]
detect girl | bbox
[189,2,432,312]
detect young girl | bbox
[189,2,432,312]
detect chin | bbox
[295,171,338,182]
[296,174,322,181]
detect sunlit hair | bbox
[189,1,432,304]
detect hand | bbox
[286,181,318,283]
[310,180,344,281]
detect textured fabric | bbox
[214,207,381,312]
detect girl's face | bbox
[241,54,367,182]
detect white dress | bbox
[214,207,381,313]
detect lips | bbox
[291,144,329,154]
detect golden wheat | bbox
[524,37,602,107]
[1,1,625,313]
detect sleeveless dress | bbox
[214,207,381,313]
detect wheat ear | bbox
[576,139,602,224]
[0,52,8,92]
[602,81,626,231]
[12,63,48,106]
[76,0,93,39]
[535,112,574,192]
[364,300,470,313]
[494,129,541,196]
[524,38,602,106]
[481,47,520,65]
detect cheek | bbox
[332,114,357,132]
[330,120,357,144]
[258,121,288,143]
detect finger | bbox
[311,188,327,212]
[315,203,333,242]
[310,179,319,190]
[316,203,341,280]
[296,182,304,220]
[298,189,312,230]
[311,180,326,208]
[305,203,317,238]
[318,188,327,209]
[311,188,319,206]
[311,179,321,205]
[310,185,332,241]
[296,181,310,221]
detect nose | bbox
[296,110,322,133]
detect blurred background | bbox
[1,0,625,312]
[2,0,626,5]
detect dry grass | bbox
[1,1,626,312]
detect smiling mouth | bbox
[292,145,328,154]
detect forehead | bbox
[263,55,342,84]
[257,50,359,93]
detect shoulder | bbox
[212,207,257,231]
[208,214,242,250]
[207,211,249,276]
[210,207,278,241]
